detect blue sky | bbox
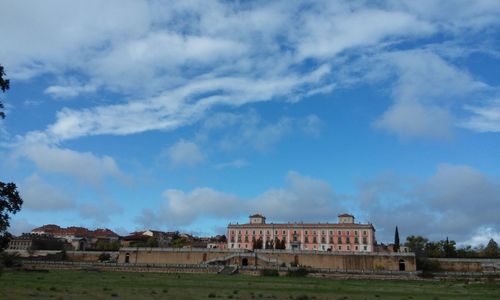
[1,0,499,245]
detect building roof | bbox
[228,222,374,229]
[31,224,119,238]
[249,214,266,218]
[338,213,354,218]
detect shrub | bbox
[208,292,217,298]
[98,252,111,262]
[287,268,309,277]
[260,269,279,277]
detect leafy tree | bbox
[0,64,10,119]
[146,236,158,248]
[484,238,499,258]
[405,235,428,257]
[0,182,23,251]
[394,226,400,252]
[442,237,457,258]
[0,66,23,253]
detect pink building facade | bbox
[227,214,376,252]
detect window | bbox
[237,237,242,242]
[338,230,341,235]
[294,230,297,234]
[363,237,367,244]
[338,245,342,250]
[231,230,234,235]
[355,237,359,244]
[355,231,358,236]
[338,237,342,244]
[260,230,262,234]
[275,230,278,234]
[253,230,255,234]
[363,230,367,236]
[347,231,350,235]
[347,245,350,250]
[346,237,350,244]
[305,230,308,234]
[355,246,359,250]
[313,237,317,243]
[322,230,325,235]
[244,236,248,242]
[321,237,326,243]
[329,231,333,235]
[283,230,286,235]
[305,237,309,243]
[313,231,316,235]
[363,246,367,251]
[267,230,270,234]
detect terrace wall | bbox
[117,248,416,272]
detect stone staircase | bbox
[218,265,238,275]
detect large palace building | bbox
[227,213,376,252]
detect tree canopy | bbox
[0,65,23,251]
[0,64,10,119]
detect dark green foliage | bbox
[394,226,400,252]
[98,253,111,262]
[0,66,23,259]
[0,64,10,119]
[287,268,309,277]
[260,269,279,276]
[0,182,23,251]
[484,239,499,258]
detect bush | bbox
[287,268,309,277]
[98,253,111,262]
[260,269,279,277]
[0,252,21,268]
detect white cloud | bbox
[374,101,454,139]
[166,140,204,168]
[353,164,500,244]
[137,171,343,227]
[371,50,488,139]
[44,81,97,99]
[8,218,36,236]
[20,174,75,211]
[461,100,500,132]
[78,198,123,224]
[5,1,494,141]
[15,135,124,185]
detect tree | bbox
[0,65,23,252]
[405,235,428,257]
[484,238,499,258]
[0,182,23,251]
[0,64,10,119]
[442,237,457,258]
[394,226,400,252]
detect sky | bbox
[0,0,499,246]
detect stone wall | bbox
[117,248,416,272]
[429,258,500,272]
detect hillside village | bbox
[7,224,227,252]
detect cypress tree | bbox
[394,226,400,252]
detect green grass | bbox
[0,269,498,299]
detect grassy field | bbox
[0,269,498,300]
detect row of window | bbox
[230,236,369,244]
[231,229,369,236]
[230,243,370,251]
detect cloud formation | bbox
[137,171,343,228]
[138,165,500,245]
[3,1,497,141]
[165,140,204,168]
[20,174,76,211]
